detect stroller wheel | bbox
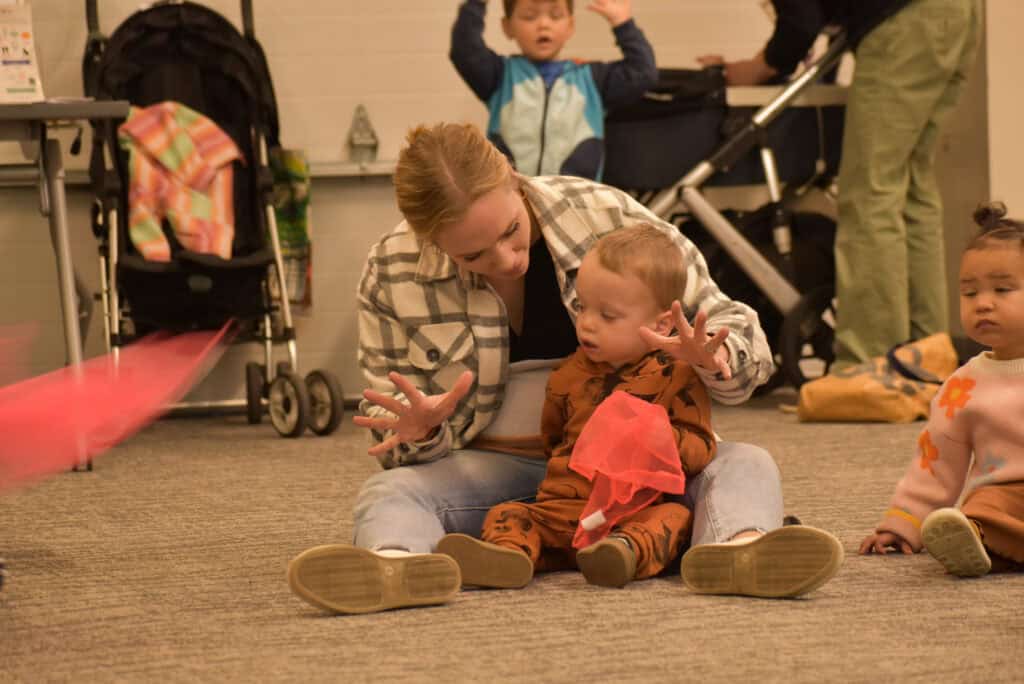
[779,284,836,388]
[305,370,345,436]
[245,362,265,425]
[268,371,310,438]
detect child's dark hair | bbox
[503,0,574,18]
[966,202,1024,252]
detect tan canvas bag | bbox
[797,333,961,423]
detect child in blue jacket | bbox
[450,0,656,181]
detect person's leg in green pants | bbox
[832,0,980,368]
[905,6,980,343]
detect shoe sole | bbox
[681,525,844,598]
[576,540,635,588]
[435,533,533,588]
[921,508,991,577]
[287,545,460,614]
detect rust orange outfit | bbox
[482,348,716,578]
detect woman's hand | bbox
[639,301,731,380]
[696,51,778,86]
[587,0,632,28]
[353,370,474,457]
[859,531,914,556]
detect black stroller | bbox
[80,0,343,438]
[605,36,849,390]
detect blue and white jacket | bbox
[450,0,656,181]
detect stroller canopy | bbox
[84,0,279,148]
[83,1,281,261]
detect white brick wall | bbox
[0,0,993,401]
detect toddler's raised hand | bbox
[859,530,914,556]
[639,301,731,380]
[587,0,632,27]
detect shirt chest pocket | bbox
[408,322,474,378]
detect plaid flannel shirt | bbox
[357,175,774,468]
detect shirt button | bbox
[427,349,440,362]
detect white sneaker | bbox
[921,508,991,577]
[681,525,844,598]
[287,544,460,614]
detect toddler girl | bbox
[859,203,1024,576]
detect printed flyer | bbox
[0,4,43,103]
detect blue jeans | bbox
[352,442,783,554]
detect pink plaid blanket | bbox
[119,102,243,261]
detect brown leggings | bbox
[961,481,1024,572]
[482,498,691,579]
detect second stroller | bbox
[81,0,343,438]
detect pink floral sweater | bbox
[877,352,1024,550]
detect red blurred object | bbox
[569,391,686,549]
[0,322,234,492]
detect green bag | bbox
[269,148,312,312]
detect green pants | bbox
[832,0,980,367]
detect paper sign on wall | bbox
[0,4,44,103]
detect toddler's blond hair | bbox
[592,224,686,311]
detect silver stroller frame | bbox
[95,140,312,419]
[647,34,849,387]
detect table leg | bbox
[41,138,92,470]
[41,137,83,368]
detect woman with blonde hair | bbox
[287,122,843,614]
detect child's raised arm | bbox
[450,0,504,102]
[580,1,659,119]
[586,0,633,27]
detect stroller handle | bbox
[85,0,256,39]
[241,0,254,39]
[703,31,848,179]
[85,0,99,37]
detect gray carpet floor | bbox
[2,389,1022,683]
